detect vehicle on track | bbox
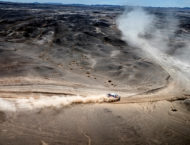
[107,93,121,102]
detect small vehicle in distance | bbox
[107,93,121,102]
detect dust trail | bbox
[116,7,190,93]
[0,98,16,112]
[0,95,112,111]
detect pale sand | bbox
[0,99,190,145]
[0,4,190,145]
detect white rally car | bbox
[107,93,121,102]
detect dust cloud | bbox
[0,95,111,111]
[116,7,190,92]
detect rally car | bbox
[107,93,121,102]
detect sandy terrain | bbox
[0,100,190,145]
[0,2,190,145]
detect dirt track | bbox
[0,2,190,145]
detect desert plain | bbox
[0,2,189,145]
